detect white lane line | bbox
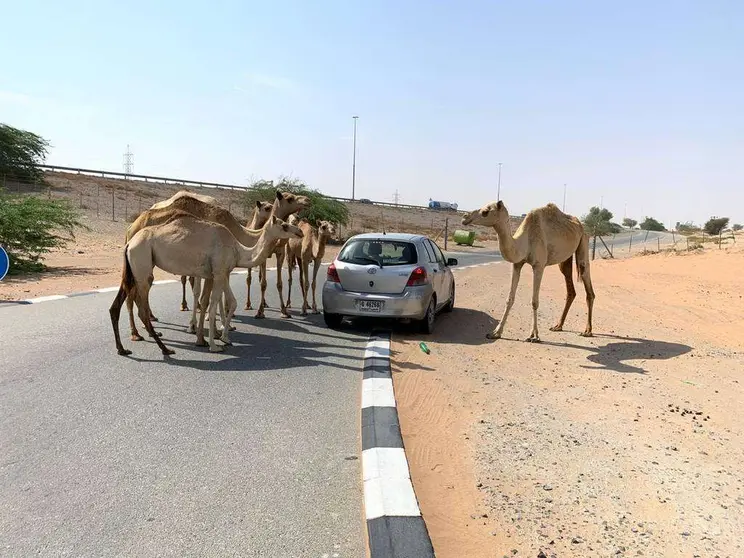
[152,279,178,285]
[361,377,396,409]
[96,286,121,293]
[363,447,421,519]
[24,295,69,303]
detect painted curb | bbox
[362,331,435,558]
[9,264,331,305]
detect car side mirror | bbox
[446,258,458,267]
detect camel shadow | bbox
[392,307,500,347]
[527,333,692,374]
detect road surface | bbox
[0,250,500,557]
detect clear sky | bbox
[2,0,742,226]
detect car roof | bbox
[345,232,428,243]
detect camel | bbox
[124,191,308,341]
[285,218,336,315]
[461,200,595,342]
[110,212,303,356]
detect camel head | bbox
[275,190,311,217]
[254,200,273,221]
[462,200,509,227]
[266,215,304,240]
[316,220,336,238]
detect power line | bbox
[123,145,134,177]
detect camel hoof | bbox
[525,337,541,343]
[209,345,225,353]
[150,316,159,323]
[131,334,144,342]
[148,331,163,338]
[220,339,233,346]
[228,325,237,331]
[245,304,252,310]
[187,326,196,334]
[549,325,563,332]
[281,313,292,319]
[162,348,176,356]
[180,305,189,312]
[195,339,208,347]
[580,331,593,338]
[118,348,132,356]
[286,302,292,308]
[486,332,501,340]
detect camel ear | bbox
[275,190,283,200]
[496,201,504,209]
[282,223,288,231]
[255,200,262,208]
[271,215,278,225]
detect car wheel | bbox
[419,296,436,334]
[324,312,343,329]
[443,282,455,313]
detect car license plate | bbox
[357,300,383,312]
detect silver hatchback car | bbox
[321,233,458,333]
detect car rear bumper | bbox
[321,282,432,319]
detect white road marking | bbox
[363,448,421,519]
[96,286,121,293]
[152,279,178,285]
[364,338,391,360]
[24,295,68,303]
[361,378,396,409]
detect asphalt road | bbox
[0,250,501,557]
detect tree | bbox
[0,191,86,272]
[733,224,743,232]
[242,176,350,226]
[622,217,637,229]
[676,221,699,234]
[0,123,51,183]
[582,206,614,236]
[639,217,665,231]
[703,217,729,236]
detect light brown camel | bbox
[248,196,312,320]
[461,200,595,342]
[124,191,307,340]
[110,212,303,356]
[285,218,336,315]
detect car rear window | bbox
[338,239,418,267]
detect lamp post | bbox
[497,162,502,200]
[352,115,359,200]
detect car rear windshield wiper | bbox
[347,256,383,268]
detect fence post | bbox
[629,233,633,253]
[97,184,100,218]
[444,218,449,251]
[657,237,660,252]
[719,231,722,249]
[592,235,597,260]
[644,230,649,243]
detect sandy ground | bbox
[392,246,744,558]
[0,217,342,301]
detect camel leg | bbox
[218,289,236,332]
[220,284,237,345]
[310,259,321,313]
[244,268,253,310]
[488,262,524,340]
[286,255,294,309]
[195,278,212,347]
[180,276,189,311]
[110,286,132,356]
[126,294,144,341]
[300,261,310,316]
[275,250,291,318]
[254,263,268,319]
[207,277,226,353]
[526,265,545,343]
[188,277,202,334]
[550,258,576,332]
[577,251,596,337]
[135,283,174,356]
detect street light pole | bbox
[352,115,359,201]
[497,162,503,200]
[563,183,567,211]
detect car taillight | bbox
[406,266,428,286]
[327,263,341,283]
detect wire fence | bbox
[592,229,737,260]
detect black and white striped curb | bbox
[362,331,435,558]
[7,264,329,305]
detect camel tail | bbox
[576,233,590,281]
[122,246,136,295]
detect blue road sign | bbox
[0,247,9,281]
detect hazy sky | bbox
[2,0,742,225]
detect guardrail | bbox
[38,164,436,211]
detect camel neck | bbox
[493,221,523,263]
[313,233,329,260]
[236,230,276,268]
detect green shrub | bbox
[0,191,86,273]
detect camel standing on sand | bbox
[462,200,595,342]
[124,190,308,340]
[110,212,303,356]
[285,218,336,315]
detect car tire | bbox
[419,296,436,334]
[443,282,455,313]
[324,312,343,329]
